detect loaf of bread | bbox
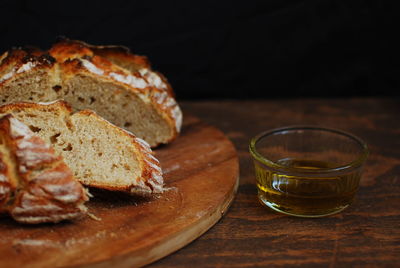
[0,114,88,224]
[0,100,163,195]
[0,39,182,147]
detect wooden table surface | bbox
[150,98,400,267]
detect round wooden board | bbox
[0,115,239,268]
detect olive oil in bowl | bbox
[249,126,368,217]
[255,158,362,217]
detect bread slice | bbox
[0,114,88,224]
[0,101,164,195]
[0,39,182,147]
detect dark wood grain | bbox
[0,115,239,268]
[150,98,400,267]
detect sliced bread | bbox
[0,39,182,147]
[0,114,88,224]
[0,101,164,195]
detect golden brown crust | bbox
[52,37,151,68]
[0,49,28,74]
[132,137,163,194]
[90,47,175,98]
[49,40,94,62]
[91,45,152,70]
[10,161,88,224]
[0,48,53,71]
[0,48,55,85]
[71,39,174,97]
[0,114,88,224]
[0,155,14,212]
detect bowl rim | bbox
[249,125,369,175]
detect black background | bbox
[0,0,398,99]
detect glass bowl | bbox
[249,126,369,217]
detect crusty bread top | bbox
[0,100,164,195]
[53,39,175,97]
[0,114,88,224]
[0,48,55,84]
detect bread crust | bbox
[0,48,55,85]
[0,114,88,224]
[53,37,152,69]
[0,101,164,195]
[0,155,14,212]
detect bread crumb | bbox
[87,212,101,221]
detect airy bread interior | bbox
[0,103,155,192]
[61,74,172,147]
[0,69,57,104]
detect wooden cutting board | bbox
[0,114,239,268]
